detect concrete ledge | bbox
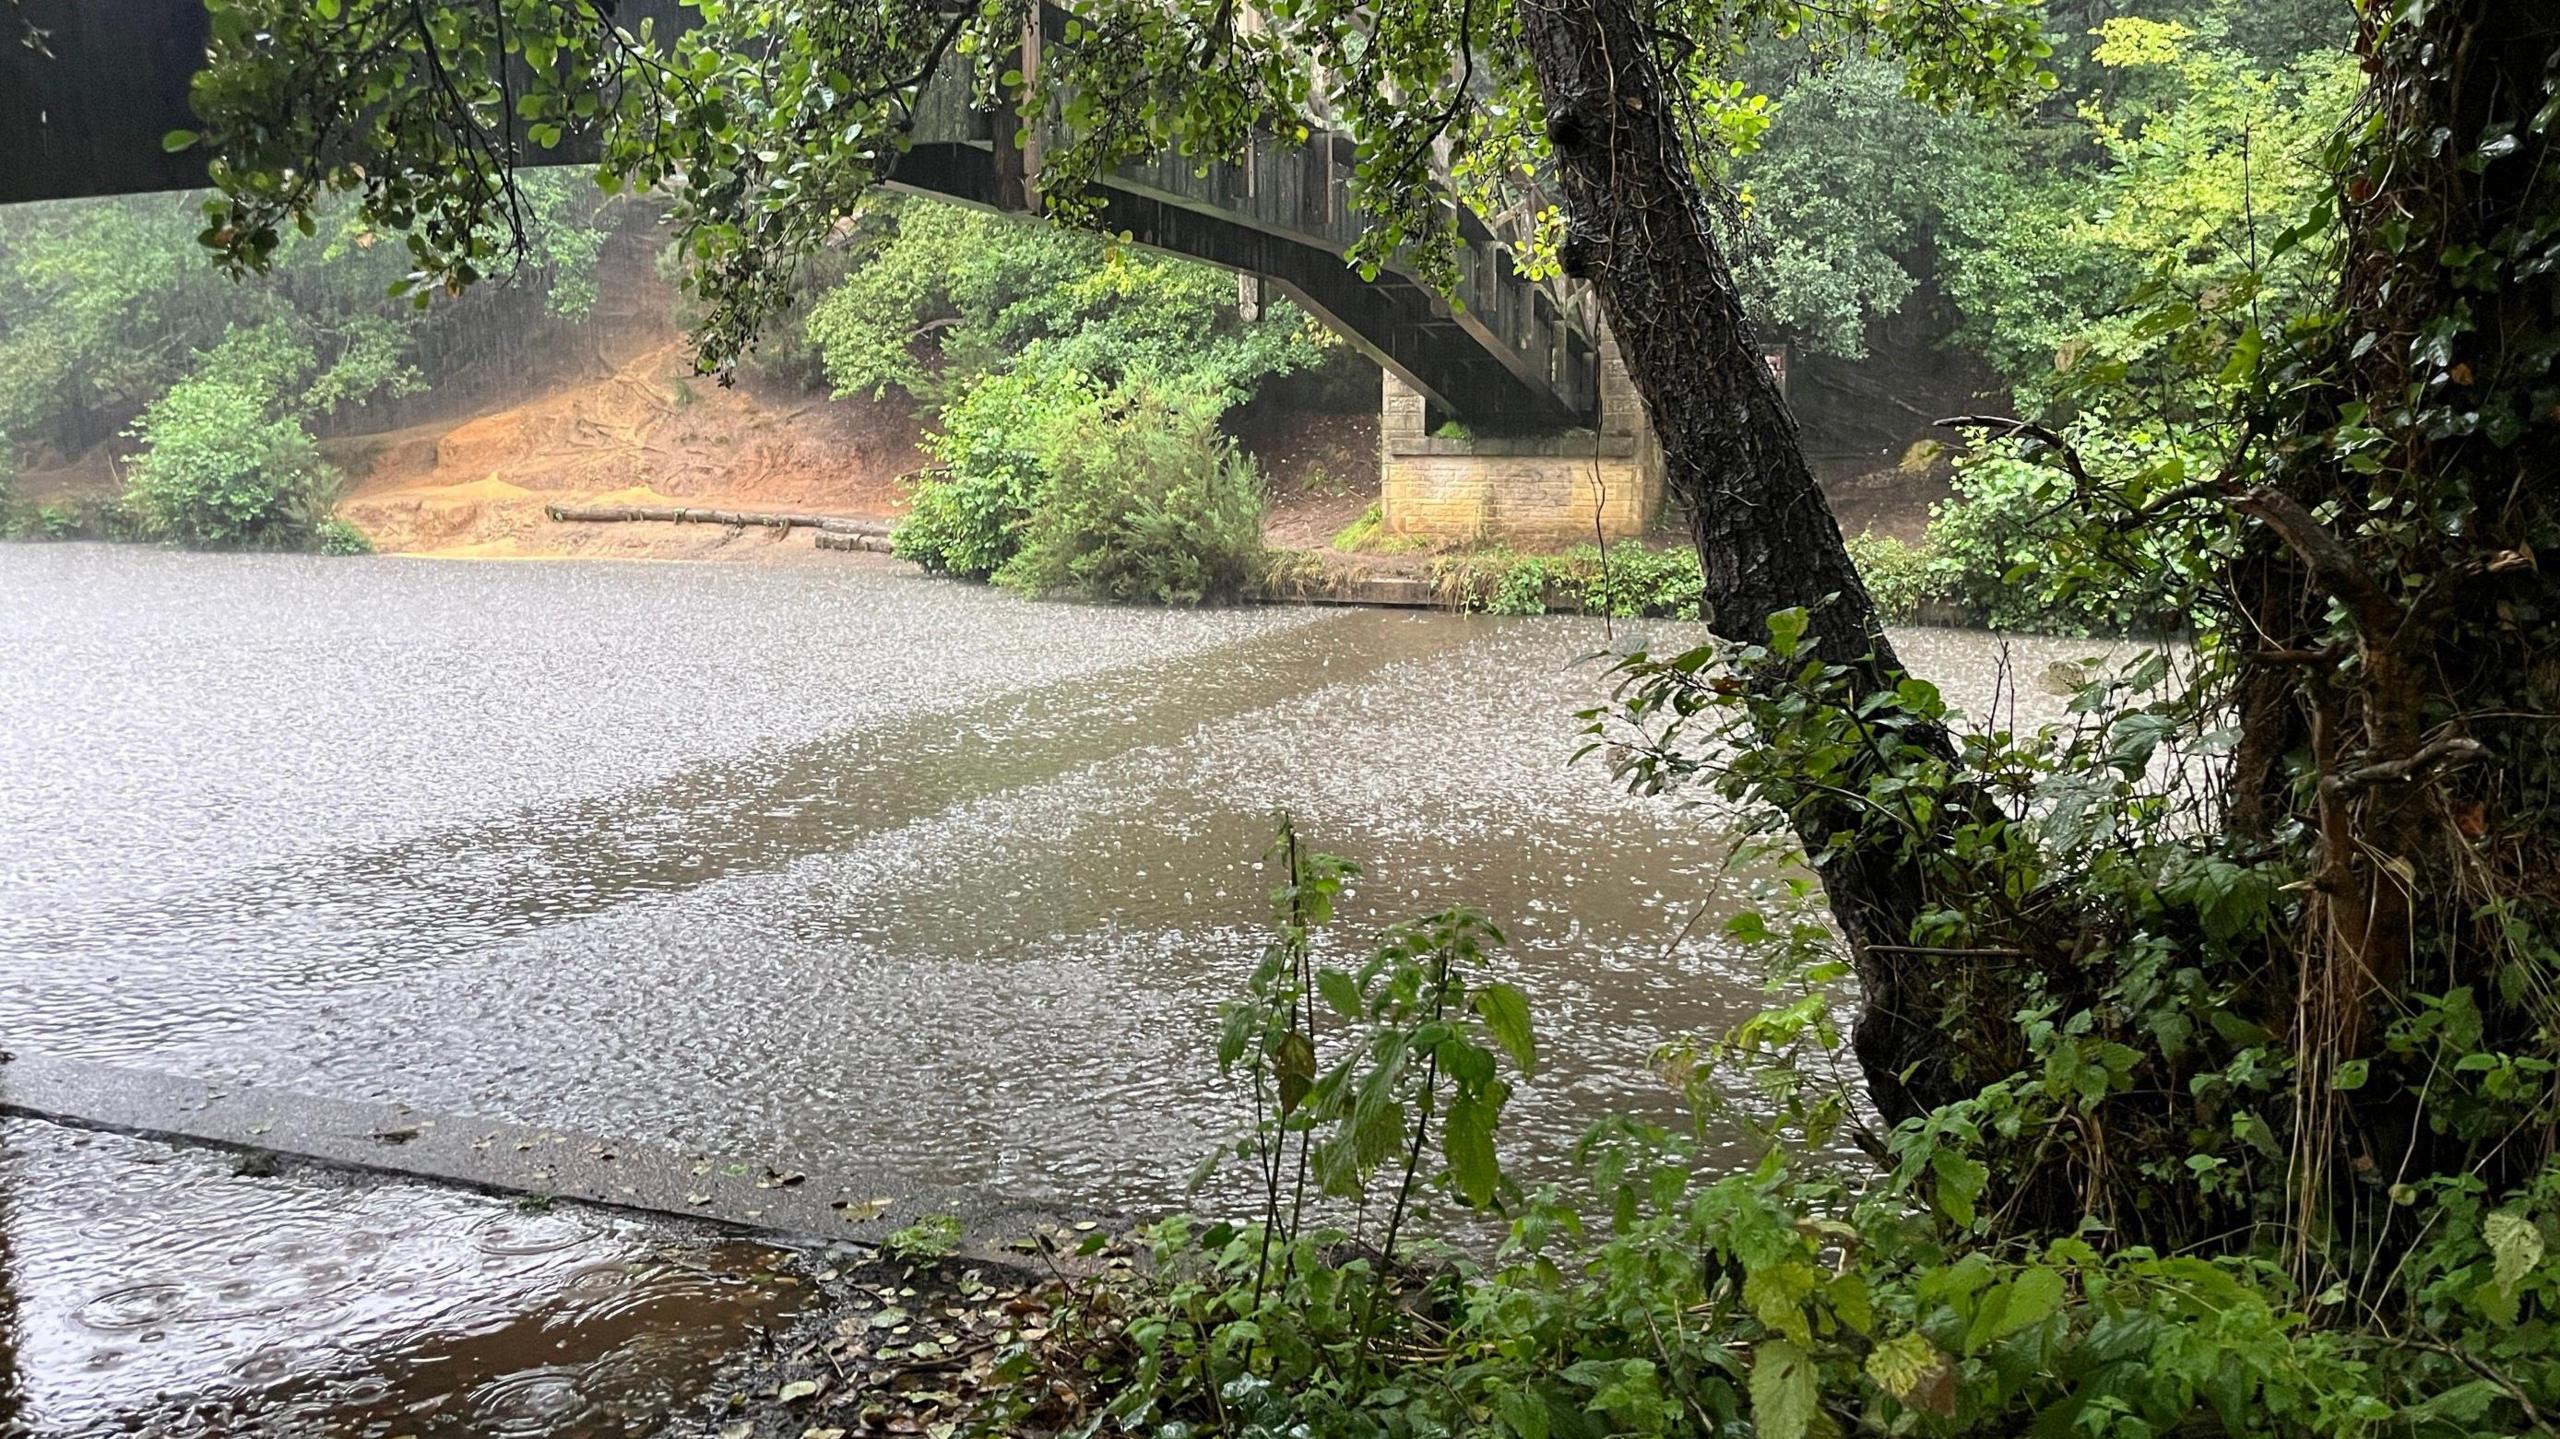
[1266,573,1442,608]
[0,1050,1083,1246]
[1388,433,1636,459]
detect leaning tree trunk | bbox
[1515,0,1958,1121]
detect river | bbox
[0,544,2108,1209]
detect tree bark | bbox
[1515,0,1958,1120]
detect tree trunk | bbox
[2248,0,2560,1232]
[1516,0,1957,1120]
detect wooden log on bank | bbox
[543,503,893,538]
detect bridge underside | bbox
[884,144,1581,425]
[0,0,1596,424]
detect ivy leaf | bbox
[1473,983,1536,1076]
[1749,1338,1819,1439]
[2486,1209,2544,1295]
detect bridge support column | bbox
[1377,322,1666,545]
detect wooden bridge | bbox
[0,0,1598,423]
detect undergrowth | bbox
[973,605,2560,1438]
[1433,544,1705,619]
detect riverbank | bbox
[0,1103,1121,1437]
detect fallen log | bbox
[543,503,892,537]
[814,531,899,554]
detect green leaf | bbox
[1473,983,1536,1076]
[2487,1209,2544,1295]
[1930,1148,1987,1228]
[1317,969,1362,1019]
[1974,1265,2064,1348]
[1442,1093,1498,1207]
[1748,1339,1818,1439]
[1496,1387,1552,1439]
[162,129,200,152]
[1766,607,1810,658]
[1864,1333,1956,1417]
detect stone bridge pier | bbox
[1378,325,1667,545]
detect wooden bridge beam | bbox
[0,0,1594,422]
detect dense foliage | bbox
[997,392,1268,606]
[894,378,1269,605]
[1433,544,1708,620]
[0,181,613,548]
[117,323,343,549]
[796,197,1328,593]
[1841,11,2359,635]
[806,198,1333,414]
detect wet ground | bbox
[0,543,2113,1432]
[0,1116,812,1437]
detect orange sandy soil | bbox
[330,360,1389,565]
[327,338,930,564]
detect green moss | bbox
[1329,502,1383,552]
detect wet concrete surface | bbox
[0,1115,814,1437]
[0,1052,1074,1247]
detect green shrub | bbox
[1433,543,1703,619]
[1579,542,1705,618]
[891,368,1094,578]
[5,493,141,542]
[313,516,373,556]
[995,392,1268,606]
[1843,529,1952,623]
[122,375,341,548]
[1922,429,2217,635]
[1486,553,1558,614]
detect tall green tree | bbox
[0,177,612,463]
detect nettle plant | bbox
[1016,819,1537,1437]
[1020,607,2560,1439]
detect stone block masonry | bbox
[1378,323,1668,545]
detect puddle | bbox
[0,1118,810,1436]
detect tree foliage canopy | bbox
[803,197,1332,411]
[0,177,613,462]
[172,0,2050,376]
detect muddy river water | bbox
[0,543,2105,1432]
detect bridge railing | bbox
[908,52,1596,419]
